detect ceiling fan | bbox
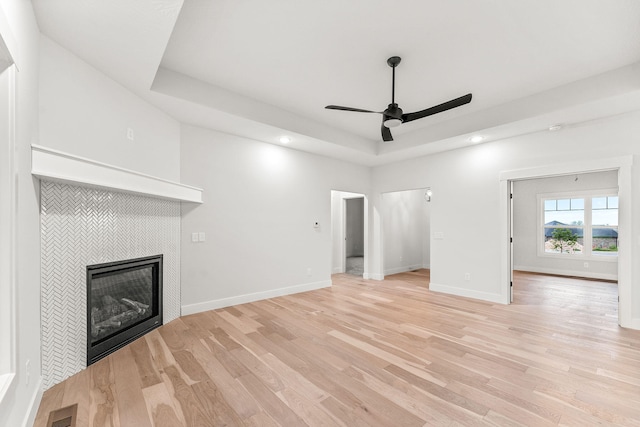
[326,56,472,142]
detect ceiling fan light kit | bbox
[326,56,473,142]
[383,118,402,128]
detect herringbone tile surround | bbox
[40,181,181,389]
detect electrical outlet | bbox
[464,273,471,281]
[584,262,589,268]
[126,127,134,141]
[307,268,312,276]
[198,232,206,242]
[191,232,198,242]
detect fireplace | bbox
[86,255,163,365]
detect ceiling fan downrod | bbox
[387,56,401,105]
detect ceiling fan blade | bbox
[381,123,393,142]
[401,93,472,123]
[325,105,381,114]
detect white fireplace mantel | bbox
[31,145,203,203]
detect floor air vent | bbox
[46,404,77,427]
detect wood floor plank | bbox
[343,364,455,426]
[141,382,186,427]
[89,356,120,427]
[275,387,345,427]
[111,346,153,427]
[320,395,390,427]
[236,372,307,426]
[161,364,210,426]
[33,270,640,426]
[128,337,162,388]
[145,329,177,369]
[190,379,245,426]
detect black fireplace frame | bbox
[86,254,163,365]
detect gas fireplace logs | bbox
[90,296,149,338]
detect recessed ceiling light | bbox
[469,135,484,143]
[279,136,291,144]
[548,124,563,131]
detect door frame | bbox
[379,188,431,278]
[331,190,368,278]
[500,156,633,327]
[344,196,365,275]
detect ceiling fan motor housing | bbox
[384,103,403,120]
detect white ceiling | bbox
[32,0,640,166]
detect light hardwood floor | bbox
[34,270,640,426]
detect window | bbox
[592,196,619,257]
[540,191,618,258]
[543,198,584,254]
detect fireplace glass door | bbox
[87,255,162,364]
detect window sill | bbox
[0,372,15,407]
[537,252,618,262]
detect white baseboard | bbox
[366,273,384,280]
[429,282,504,304]
[384,264,423,276]
[422,263,430,269]
[332,267,343,274]
[22,377,43,427]
[626,318,640,330]
[181,280,331,315]
[513,265,617,281]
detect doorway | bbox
[501,156,632,327]
[381,188,430,277]
[510,171,619,312]
[330,191,368,277]
[345,197,364,275]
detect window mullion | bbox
[584,197,593,257]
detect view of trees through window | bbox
[543,194,618,256]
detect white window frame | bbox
[537,189,618,262]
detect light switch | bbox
[198,232,206,242]
[191,232,198,242]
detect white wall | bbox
[513,171,618,280]
[0,1,42,426]
[180,125,370,313]
[371,111,640,325]
[38,36,181,181]
[382,189,430,275]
